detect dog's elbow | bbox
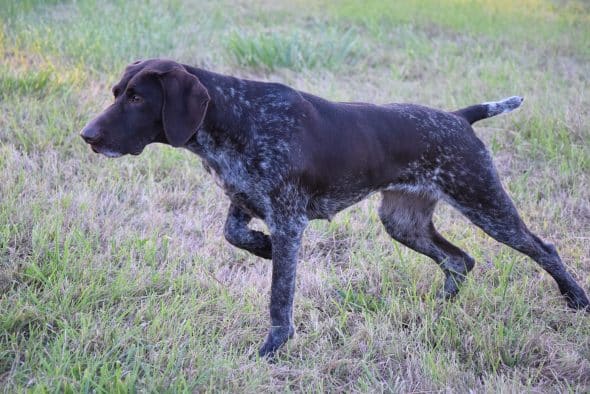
[223,225,241,247]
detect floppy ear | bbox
[158,68,210,147]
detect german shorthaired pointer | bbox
[81,59,589,357]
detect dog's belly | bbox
[306,188,374,220]
[305,175,443,220]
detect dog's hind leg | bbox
[443,154,589,310]
[379,190,475,298]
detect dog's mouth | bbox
[89,144,124,158]
[89,144,144,157]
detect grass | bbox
[1,0,589,391]
[225,27,361,71]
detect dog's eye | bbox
[129,94,143,104]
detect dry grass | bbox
[1,0,589,391]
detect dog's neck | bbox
[183,65,252,146]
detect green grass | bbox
[324,0,590,58]
[225,27,361,71]
[1,0,590,392]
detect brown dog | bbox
[81,59,589,357]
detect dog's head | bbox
[80,59,210,157]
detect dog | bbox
[80,59,589,357]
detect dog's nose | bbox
[80,125,102,144]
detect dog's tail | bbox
[453,96,524,125]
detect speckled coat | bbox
[80,59,589,357]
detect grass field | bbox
[1,0,590,391]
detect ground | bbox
[1,0,589,391]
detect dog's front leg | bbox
[224,204,272,259]
[258,217,307,358]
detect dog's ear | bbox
[158,68,210,147]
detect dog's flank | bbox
[80,59,589,358]
[453,96,524,125]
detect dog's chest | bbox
[186,133,268,217]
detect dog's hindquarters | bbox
[379,125,589,309]
[437,147,589,309]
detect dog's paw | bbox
[564,286,590,312]
[435,288,456,301]
[257,325,294,358]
